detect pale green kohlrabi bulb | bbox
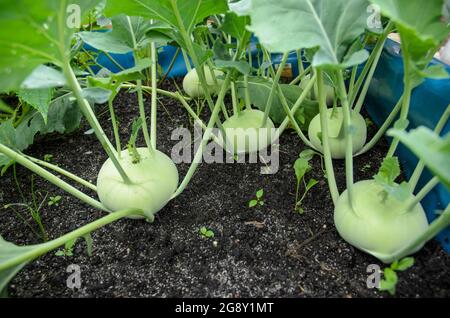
[219,109,275,154]
[183,66,224,98]
[308,107,367,159]
[97,148,179,220]
[334,180,429,263]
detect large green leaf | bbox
[79,15,162,54]
[247,0,371,69]
[388,127,450,191]
[105,0,228,33]
[0,96,81,169]
[236,77,319,129]
[0,236,37,295]
[370,0,450,66]
[18,88,54,124]
[220,11,251,46]
[0,0,101,92]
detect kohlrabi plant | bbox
[245,0,450,263]
[0,0,237,294]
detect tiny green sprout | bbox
[294,150,319,214]
[43,154,54,162]
[361,163,372,173]
[200,226,214,239]
[249,189,265,208]
[48,195,62,207]
[365,117,374,128]
[378,257,415,295]
[55,238,78,257]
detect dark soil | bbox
[1,79,449,298]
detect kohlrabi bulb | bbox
[300,74,335,106]
[308,107,367,159]
[183,66,224,98]
[334,180,429,263]
[219,109,275,154]
[97,148,179,220]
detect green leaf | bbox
[82,88,112,104]
[395,257,415,271]
[236,76,319,129]
[249,200,258,208]
[0,100,14,114]
[379,267,398,295]
[0,235,38,294]
[256,189,264,199]
[105,0,228,33]
[220,12,251,46]
[79,15,159,54]
[305,178,319,191]
[294,157,312,184]
[0,95,81,169]
[215,60,251,75]
[83,234,93,257]
[0,0,102,92]
[247,0,371,69]
[18,88,53,123]
[21,66,67,90]
[388,127,450,191]
[370,0,450,78]
[374,157,401,185]
[417,64,450,80]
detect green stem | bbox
[262,52,289,127]
[136,79,154,154]
[231,81,239,115]
[171,74,232,199]
[388,205,450,262]
[24,154,97,192]
[63,62,131,184]
[175,92,222,145]
[406,177,440,211]
[171,0,225,133]
[0,208,142,272]
[296,49,304,78]
[121,84,188,100]
[336,71,355,208]
[355,95,404,156]
[348,66,358,99]
[409,104,450,191]
[353,24,392,113]
[317,70,339,204]
[104,51,125,72]
[159,47,180,85]
[386,83,412,158]
[276,78,318,150]
[150,42,158,150]
[182,49,192,72]
[0,144,107,212]
[108,98,122,155]
[290,65,311,86]
[244,75,252,111]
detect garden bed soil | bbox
[1,79,449,298]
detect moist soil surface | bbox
[1,79,449,298]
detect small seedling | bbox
[55,234,94,257]
[361,163,372,173]
[43,154,54,162]
[199,226,214,239]
[378,257,415,295]
[55,238,78,257]
[294,150,319,214]
[48,196,62,207]
[249,189,265,208]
